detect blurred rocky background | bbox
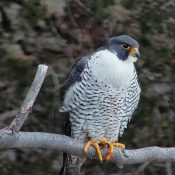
[0,0,175,174]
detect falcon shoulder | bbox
[68,47,104,86]
[68,56,90,86]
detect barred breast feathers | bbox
[60,49,139,113]
[119,71,141,136]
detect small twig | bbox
[165,161,172,175]
[47,66,60,119]
[48,16,68,47]
[8,65,48,133]
[73,0,92,13]
[47,66,60,106]
[66,0,82,44]
[134,161,151,175]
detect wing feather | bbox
[68,56,90,86]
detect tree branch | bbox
[8,64,48,133]
[0,63,175,167]
[0,131,175,165]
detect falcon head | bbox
[105,35,140,62]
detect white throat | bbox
[88,49,135,89]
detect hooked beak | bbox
[129,47,140,59]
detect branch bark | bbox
[0,131,175,165]
[8,64,48,133]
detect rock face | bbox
[42,0,66,16]
[0,0,175,175]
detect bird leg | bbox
[83,139,103,161]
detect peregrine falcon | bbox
[59,35,141,175]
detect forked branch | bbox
[0,64,175,166]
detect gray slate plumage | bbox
[59,35,141,175]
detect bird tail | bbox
[59,153,85,175]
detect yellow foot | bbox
[83,139,102,161]
[105,142,125,161]
[83,139,125,161]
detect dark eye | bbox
[121,44,131,50]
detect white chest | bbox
[88,50,135,89]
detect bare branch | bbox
[165,161,173,175]
[0,131,175,165]
[0,63,174,167]
[73,0,92,13]
[134,161,151,175]
[8,65,48,133]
